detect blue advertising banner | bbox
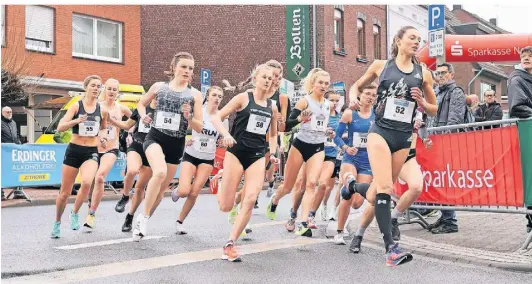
[1,143,183,188]
[1,143,66,187]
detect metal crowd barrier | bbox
[394,118,532,252]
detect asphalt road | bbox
[2,192,531,283]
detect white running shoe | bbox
[334,233,346,245]
[133,214,148,242]
[176,221,187,235]
[321,205,328,221]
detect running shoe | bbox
[349,236,363,253]
[171,188,179,202]
[333,233,346,245]
[321,205,328,221]
[69,211,80,230]
[84,214,95,230]
[265,194,277,220]
[51,221,61,239]
[133,214,148,242]
[176,221,187,235]
[328,206,337,221]
[286,217,296,232]
[295,223,312,237]
[122,214,133,232]
[228,205,238,225]
[115,194,130,213]
[307,216,317,229]
[222,241,241,262]
[391,218,401,241]
[385,243,413,267]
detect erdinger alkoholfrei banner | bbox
[419,34,532,69]
[393,126,524,207]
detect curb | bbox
[1,188,213,209]
[362,233,532,272]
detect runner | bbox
[266,68,331,238]
[341,26,437,266]
[82,78,132,230]
[331,84,377,244]
[211,63,278,262]
[109,99,158,232]
[170,86,224,234]
[348,111,431,253]
[304,90,341,229]
[51,75,109,238]
[133,52,204,241]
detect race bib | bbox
[106,126,116,140]
[138,121,151,133]
[383,98,415,123]
[194,137,216,153]
[246,114,271,135]
[325,137,336,147]
[79,121,99,137]
[155,111,180,131]
[310,114,327,132]
[352,133,368,148]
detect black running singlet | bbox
[230,92,273,150]
[72,100,103,137]
[375,59,424,133]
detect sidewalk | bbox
[1,186,213,208]
[348,211,532,272]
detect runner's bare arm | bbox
[269,106,279,155]
[121,105,133,119]
[109,118,136,131]
[188,90,204,133]
[212,93,246,138]
[138,82,164,119]
[349,60,385,106]
[278,93,289,132]
[57,103,80,132]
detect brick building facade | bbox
[1,5,141,142]
[140,5,387,106]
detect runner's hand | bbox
[411,87,427,109]
[345,146,357,156]
[182,103,191,120]
[141,113,153,124]
[423,138,433,149]
[222,135,237,148]
[76,114,88,124]
[300,109,312,122]
[126,134,133,147]
[186,137,194,146]
[349,100,361,111]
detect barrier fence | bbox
[393,118,532,251]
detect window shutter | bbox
[25,5,54,51]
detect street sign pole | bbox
[428,5,446,67]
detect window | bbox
[334,9,344,52]
[72,14,122,63]
[1,5,5,47]
[480,82,496,102]
[357,19,366,58]
[373,25,381,60]
[25,6,54,53]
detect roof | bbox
[418,5,462,34]
[473,62,509,79]
[454,8,509,34]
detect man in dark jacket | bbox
[474,90,503,126]
[508,46,532,233]
[1,106,21,144]
[509,46,532,119]
[428,63,466,234]
[1,106,25,200]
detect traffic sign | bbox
[200,68,211,86]
[428,5,445,31]
[429,29,445,58]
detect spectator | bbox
[1,106,21,144]
[1,106,24,200]
[466,94,480,113]
[428,62,467,234]
[474,90,503,127]
[508,46,532,233]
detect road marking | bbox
[54,236,167,250]
[248,220,286,228]
[6,238,329,283]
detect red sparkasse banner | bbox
[393,126,524,206]
[419,34,532,69]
